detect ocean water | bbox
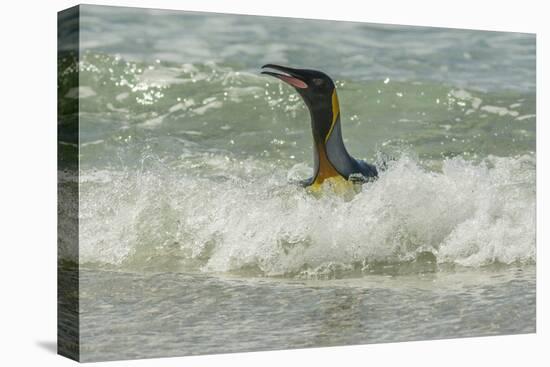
[58,5,536,362]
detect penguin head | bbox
[261,64,340,142]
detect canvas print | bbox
[58,4,536,362]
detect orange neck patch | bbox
[325,89,340,143]
[312,142,342,186]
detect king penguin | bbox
[261,64,378,191]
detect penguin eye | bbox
[312,78,324,86]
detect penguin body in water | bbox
[261,64,377,191]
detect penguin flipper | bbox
[297,177,314,187]
[288,177,313,187]
[356,159,378,180]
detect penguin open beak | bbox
[261,64,308,89]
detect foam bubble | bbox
[71,153,535,277]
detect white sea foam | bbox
[480,105,520,117]
[69,153,535,277]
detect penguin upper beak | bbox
[261,64,308,89]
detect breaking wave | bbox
[60,153,536,278]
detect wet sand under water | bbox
[69,266,535,362]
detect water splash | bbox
[65,153,535,278]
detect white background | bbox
[0,0,546,366]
